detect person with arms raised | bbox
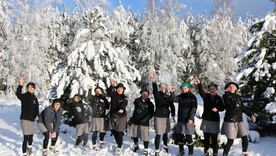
[106,79,128,156]
[16,76,39,156]
[149,72,175,156]
[193,77,224,156]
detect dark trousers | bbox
[204,132,219,154]
[178,134,194,155]
[42,131,59,149]
[112,130,124,148]
[22,135,33,153]
[92,131,106,145]
[223,135,248,156]
[154,133,168,150]
[76,133,89,146]
[133,137,149,149]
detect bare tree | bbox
[212,0,236,21]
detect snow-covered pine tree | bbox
[235,14,276,134]
[194,13,248,89]
[2,0,61,98]
[46,6,141,126]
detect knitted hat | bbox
[180,82,190,89]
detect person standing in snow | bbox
[106,79,128,155]
[71,94,91,150]
[170,82,197,156]
[129,88,155,156]
[221,82,256,156]
[16,76,39,156]
[87,85,109,150]
[193,77,224,156]
[37,99,63,155]
[149,72,176,156]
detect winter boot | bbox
[43,149,48,156]
[178,150,185,156]
[203,150,209,156]
[92,144,97,151]
[27,147,33,155]
[132,145,139,152]
[163,145,168,153]
[243,152,248,156]
[49,146,59,153]
[115,148,122,156]
[155,150,160,156]
[143,149,149,156]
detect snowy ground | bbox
[1,101,276,156]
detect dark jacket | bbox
[223,91,252,122]
[152,82,175,118]
[171,91,197,122]
[197,83,224,122]
[72,101,91,124]
[106,86,128,118]
[38,105,63,133]
[16,85,39,121]
[131,97,155,126]
[87,90,109,118]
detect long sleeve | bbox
[16,85,24,101]
[53,108,63,132]
[152,82,158,95]
[189,96,198,120]
[223,92,235,111]
[169,100,175,117]
[35,98,39,117]
[170,91,178,102]
[106,85,116,97]
[197,83,207,99]
[44,108,55,133]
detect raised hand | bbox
[193,77,200,84]
[19,76,25,85]
[111,79,116,87]
[149,72,156,82]
[87,85,92,90]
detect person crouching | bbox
[37,99,63,156]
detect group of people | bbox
[17,72,256,156]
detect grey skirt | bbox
[200,119,220,134]
[154,117,170,135]
[37,122,53,133]
[90,118,107,132]
[76,123,89,136]
[21,120,35,135]
[175,121,194,135]
[109,115,127,132]
[129,124,149,141]
[221,121,248,139]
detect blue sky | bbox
[60,0,275,19]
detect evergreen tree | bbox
[46,6,141,126]
[235,14,276,134]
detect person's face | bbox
[95,88,102,95]
[208,87,217,96]
[227,84,237,93]
[116,87,124,95]
[74,96,81,102]
[53,102,61,111]
[27,85,35,94]
[160,86,167,93]
[141,92,149,100]
[181,86,190,93]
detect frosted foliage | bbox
[265,102,276,114]
[236,15,276,83]
[195,15,247,86]
[263,87,275,98]
[47,8,140,99]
